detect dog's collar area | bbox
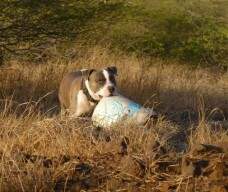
[81,78,99,104]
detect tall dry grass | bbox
[0,47,227,191]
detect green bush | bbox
[104,0,227,67]
[1,0,227,68]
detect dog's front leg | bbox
[71,90,93,117]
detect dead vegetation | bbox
[0,47,227,191]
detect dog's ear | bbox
[107,66,117,75]
[81,69,95,80]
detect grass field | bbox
[0,47,227,191]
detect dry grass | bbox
[0,47,227,191]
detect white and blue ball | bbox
[92,96,157,127]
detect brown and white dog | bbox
[58,67,118,117]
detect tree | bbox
[0,0,123,62]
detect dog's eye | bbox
[98,79,105,83]
[109,75,115,82]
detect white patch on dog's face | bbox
[96,69,117,97]
[85,69,118,101]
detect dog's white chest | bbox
[75,90,93,116]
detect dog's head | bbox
[83,66,118,100]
